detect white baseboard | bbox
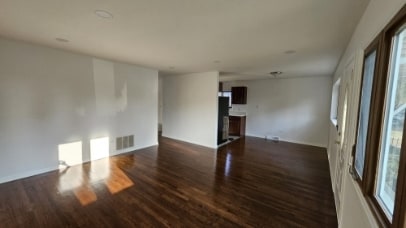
[0,166,58,185]
[111,143,158,155]
[0,143,158,185]
[246,133,327,148]
[280,139,326,148]
[160,134,217,149]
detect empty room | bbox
[1,0,406,227]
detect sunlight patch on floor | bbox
[105,167,134,194]
[73,185,98,206]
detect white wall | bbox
[0,37,158,184]
[328,0,406,227]
[162,72,218,148]
[223,76,332,147]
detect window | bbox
[354,49,377,179]
[376,26,406,219]
[351,5,406,228]
[330,79,341,127]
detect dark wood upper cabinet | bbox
[231,86,247,104]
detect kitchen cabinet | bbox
[229,116,246,136]
[231,86,247,104]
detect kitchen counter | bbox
[229,111,246,117]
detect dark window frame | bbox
[352,4,406,228]
[352,34,381,184]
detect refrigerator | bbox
[217,96,230,145]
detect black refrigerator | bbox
[217,97,230,145]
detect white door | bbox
[334,74,350,214]
[331,58,358,218]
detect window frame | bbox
[352,35,381,184]
[330,78,341,128]
[351,4,406,228]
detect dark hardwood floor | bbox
[0,136,337,227]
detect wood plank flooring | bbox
[0,136,337,227]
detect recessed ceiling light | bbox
[55,38,69,43]
[95,10,114,19]
[269,71,283,77]
[284,50,296,54]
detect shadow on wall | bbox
[260,98,321,138]
[55,59,138,206]
[93,58,128,116]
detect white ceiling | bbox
[0,0,369,80]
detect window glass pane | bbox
[376,27,406,218]
[340,89,348,150]
[355,50,377,179]
[330,79,341,125]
